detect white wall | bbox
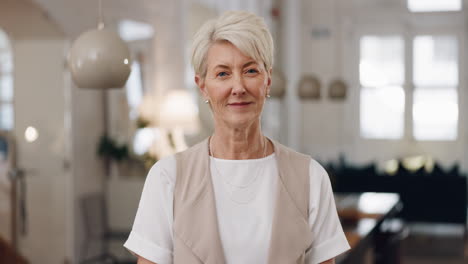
[299,0,347,161]
[14,39,69,264]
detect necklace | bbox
[208,135,268,160]
[208,136,269,204]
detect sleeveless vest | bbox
[173,138,312,264]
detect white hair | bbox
[191,10,274,78]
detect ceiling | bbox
[30,0,172,38]
[30,0,267,39]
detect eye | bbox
[246,68,259,74]
[217,71,228,77]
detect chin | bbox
[225,114,259,128]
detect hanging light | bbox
[269,68,286,99]
[328,79,347,100]
[68,0,131,89]
[298,74,321,100]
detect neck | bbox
[210,122,269,160]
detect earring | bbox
[266,94,271,98]
[205,99,209,104]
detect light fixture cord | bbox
[98,0,104,29]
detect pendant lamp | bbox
[68,0,131,89]
[269,68,286,98]
[298,74,321,100]
[328,79,347,100]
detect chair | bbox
[80,192,132,264]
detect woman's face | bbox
[195,41,271,129]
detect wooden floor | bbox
[404,257,467,264]
[401,226,467,264]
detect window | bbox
[408,0,462,12]
[125,60,150,155]
[125,60,144,121]
[413,35,458,140]
[359,34,459,141]
[359,36,405,139]
[118,19,154,42]
[0,29,13,131]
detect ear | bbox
[266,68,272,95]
[195,74,209,100]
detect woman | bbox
[124,10,350,264]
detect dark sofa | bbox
[327,161,467,227]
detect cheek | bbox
[247,78,268,96]
[207,82,230,104]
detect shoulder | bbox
[272,140,310,160]
[146,155,177,187]
[177,138,209,157]
[308,158,332,193]
[271,140,326,181]
[272,141,310,175]
[309,159,328,181]
[146,138,209,186]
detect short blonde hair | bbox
[191,10,274,78]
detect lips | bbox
[228,102,251,106]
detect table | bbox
[334,192,403,264]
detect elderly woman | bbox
[124,10,350,264]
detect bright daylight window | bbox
[408,0,462,12]
[125,60,150,154]
[413,35,458,140]
[0,29,13,131]
[360,36,405,139]
[125,60,143,121]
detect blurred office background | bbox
[0,0,466,263]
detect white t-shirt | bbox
[124,153,350,264]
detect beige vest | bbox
[173,138,312,264]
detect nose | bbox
[231,75,246,96]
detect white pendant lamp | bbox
[68,0,131,89]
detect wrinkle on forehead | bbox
[206,42,263,72]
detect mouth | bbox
[228,102,252,107]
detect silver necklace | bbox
[209,136,269,203]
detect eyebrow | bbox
[243,61,258,68]
[213,61,259,70]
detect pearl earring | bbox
[205,99,209,104]
[266,94,271,98]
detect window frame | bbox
[341,4,467,163]
[350,14,464,142]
